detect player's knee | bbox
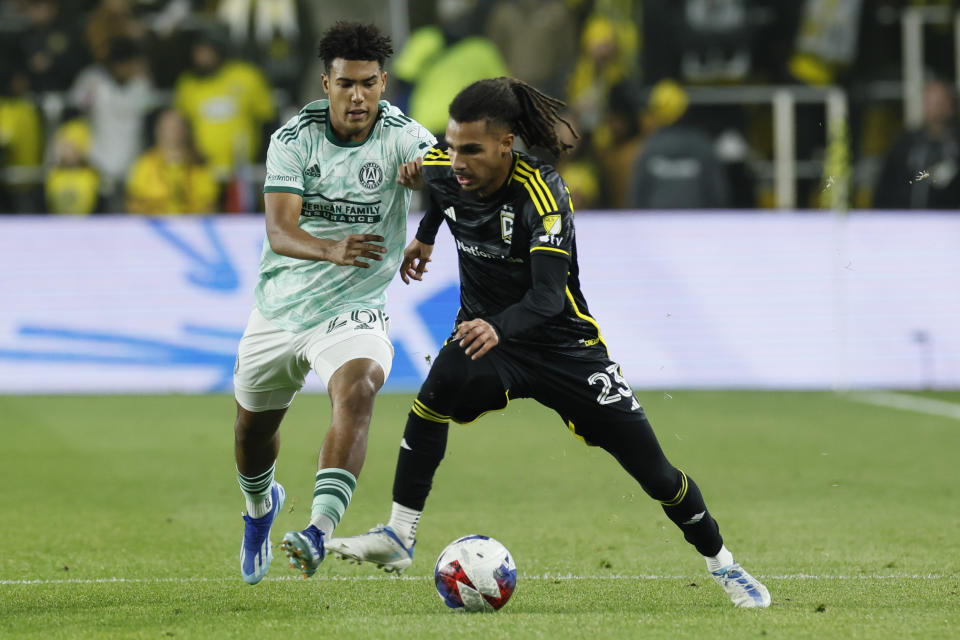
[420,346,473,402]
[328,360,383,411]
[639,466,684,503]
[595,419,682,500]
[339,376,379,413]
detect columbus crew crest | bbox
[358,162,384,190]
[500,204,515,244]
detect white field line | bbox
[1,573,956,586]
[843,391,960,421]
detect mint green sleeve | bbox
[263,128,305,195]
[397,119,438,164]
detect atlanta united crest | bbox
[359,162,384,190]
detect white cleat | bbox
[711,562,771,608]
[325,524,414,574]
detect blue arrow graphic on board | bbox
[145,217,239,292]
[415,282,461,347]
[0,324,240,391]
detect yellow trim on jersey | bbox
[565,286,606,350]
[566,420,587,444]
[423,148,450,165]
[515,161,556,210]
[513,168,552,216]
[452,390,512,425]
[509,160,556,218]
[517,160,560,213]
[518,180,550,217]
[660,470,689,507]
[412,399,450,423]
[530,246,570,256]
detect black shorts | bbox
[412,338,647,445]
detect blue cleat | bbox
[711,562,771,608]
[240,482,285,585]
[281,525,326,578]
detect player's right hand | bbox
[324,234,386,268]
[400,239,433,284]
[396,157,424,190]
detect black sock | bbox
[660,471,723,557]
[392,411,449,511]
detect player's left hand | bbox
[455,319,499,360]
[396,157,424,190]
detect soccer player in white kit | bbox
[233,21,436,584]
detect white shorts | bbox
[233,307,393,412]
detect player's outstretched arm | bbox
[265,192,386,268]
[399,238,433,284]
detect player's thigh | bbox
[297,308,393,389]
[234,308,310,412]
[530,348,647,445]
[416,341,510,424]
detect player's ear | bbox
[321,73,330,95]
[380,70,388,94]
[500,131,514,155]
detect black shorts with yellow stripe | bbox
[411,336,647,444]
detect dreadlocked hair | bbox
[318,21,394,70]
[448,77,578,157]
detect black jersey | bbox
[417,148,603,352]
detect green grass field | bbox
[2,391,958,639]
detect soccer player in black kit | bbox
[327,77,771,608]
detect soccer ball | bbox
[434,535,517,612]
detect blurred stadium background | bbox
[0,0,957,393]
[2,3,959,637]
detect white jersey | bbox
[259,99,436,331]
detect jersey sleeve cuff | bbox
[529,246,571,258]
[263,186,304,195]
[415,229,438,245]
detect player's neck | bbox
[328,121,375,144]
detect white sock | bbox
[705,544,735,573]
[238,464,275,519]
[246,492,273,519]
[310,513,337,536]
[387,502,421,546]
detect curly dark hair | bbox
[448,77,577,157]
[317,21,394,71]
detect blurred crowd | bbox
[1,0,959,215]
